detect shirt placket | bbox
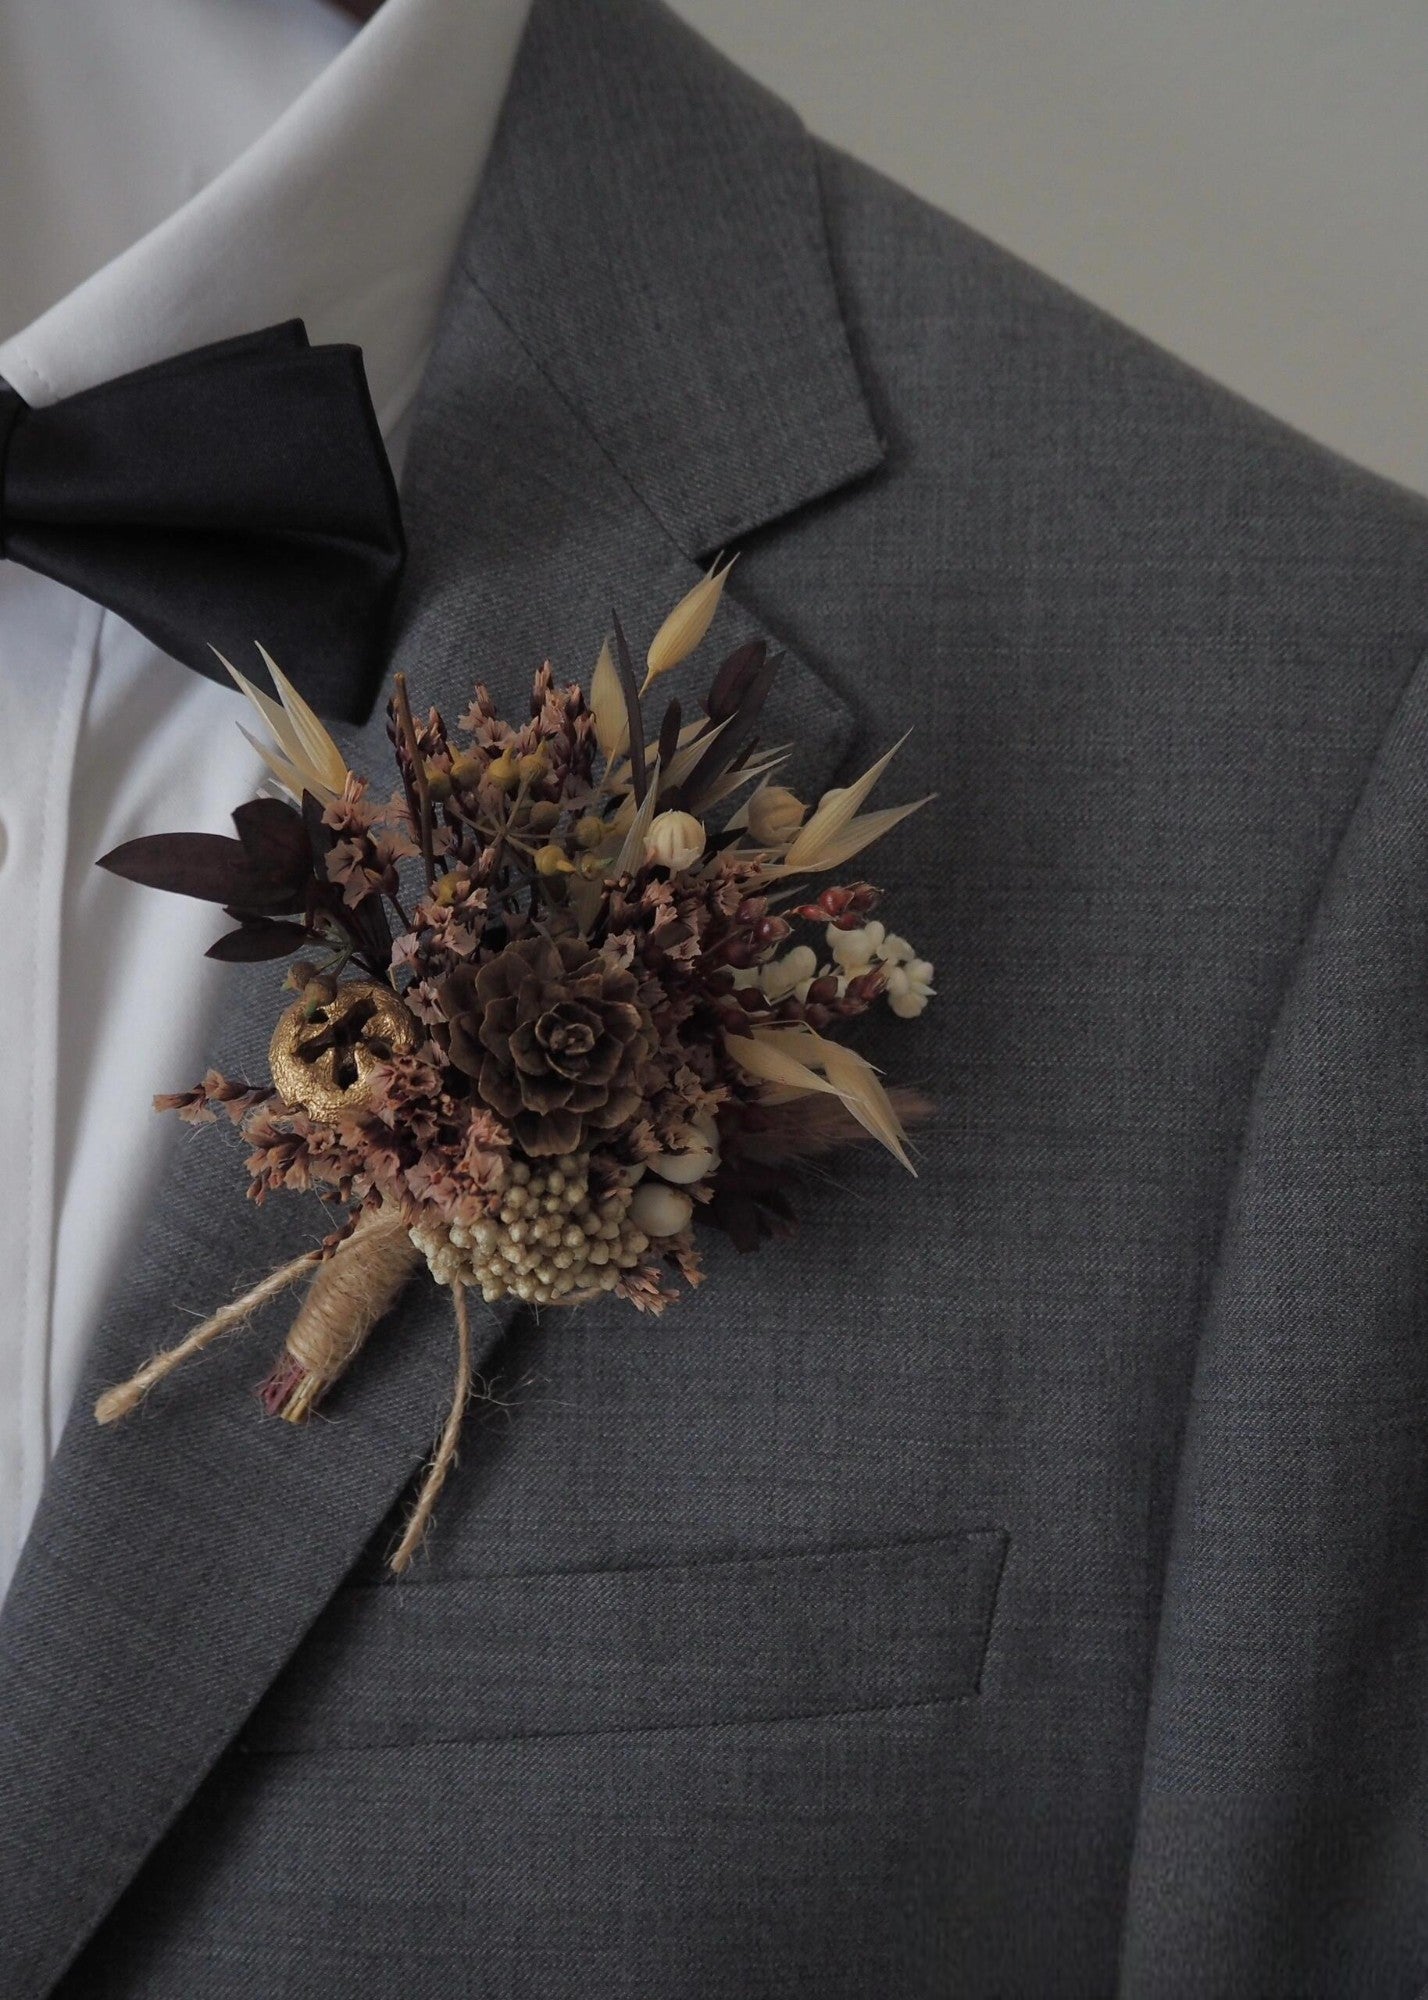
[0,579,100,1584]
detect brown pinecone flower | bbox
[439,935,655,1156]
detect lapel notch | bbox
[461,0,886,560]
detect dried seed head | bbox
[410,1154,670,1305]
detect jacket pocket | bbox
[243,1528,1010,1753]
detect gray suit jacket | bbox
[5,1,1428,1993]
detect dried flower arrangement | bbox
[94,566,935,1566]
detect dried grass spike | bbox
[590,635,629,761]
[643,557,735,692]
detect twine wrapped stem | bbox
[96,1201,481,1574]
[262,1208,421,1420]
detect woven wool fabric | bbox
[4,1,1428,1994]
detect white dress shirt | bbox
[0,0,533,1598]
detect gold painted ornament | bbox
[268,980,418,1120]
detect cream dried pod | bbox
[645,1110,721,1187]
[631,1180,695,1237]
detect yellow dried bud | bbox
[449,751,484,787]
[423,764,453,801]
[642,558,734,692]
[644,808,706,872]
[517,747,549,785]
[576,851,606,880]
[527,800,562,834]
[575,814,606,850]
[534,843,576,877]
[301,976,338,1018]
[433,872,467,906]
[487,751,519,791]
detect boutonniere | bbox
[95,567,935,1566]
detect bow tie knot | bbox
[0,322,405,722]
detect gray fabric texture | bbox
[2,0,1428,1991]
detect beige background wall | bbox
[672,0,1428,499]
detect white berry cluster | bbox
[826,920,935,1018]
[731,922,935,1019]
[410,1153,653,1305]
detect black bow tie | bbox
[0,321,405,723]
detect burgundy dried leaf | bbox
[301,790,337,875]
[610,610,647,805]
[97,832,283,909]
[656,697,682,776]
[703,1181,796,1252]
[205,920,315,962]
[729,648,781,737]
[349,889,393,972]
[704,638,766,724]
[682,651,781,812]
[232,797,310,881]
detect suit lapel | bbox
[0,1,883,1990]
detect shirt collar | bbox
[0,0,534,432]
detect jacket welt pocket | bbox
[243,1528,1010,1753]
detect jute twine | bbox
[94,1202,478,1573]
[93,1248,321,1426]
[274,1210,421,1421]
[389,1279,473,1574]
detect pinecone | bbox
[439,935,655,1156]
